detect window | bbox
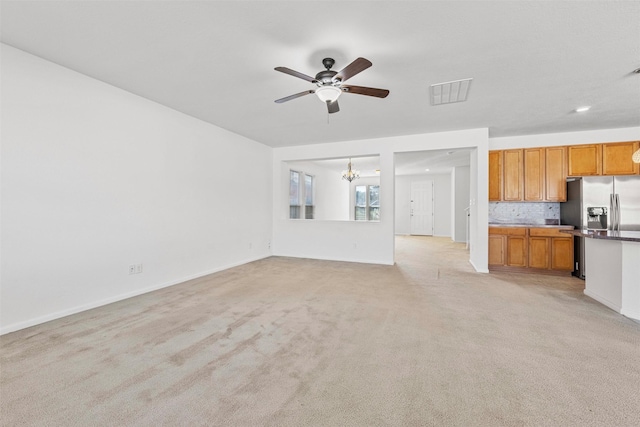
[368,185,380,220]
[289,170,300,219]
[355,185,380,221]
[290,170,314,219]
[304,174,314,219]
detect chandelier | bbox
[342,158,360,182]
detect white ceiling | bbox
[2,1,639,148]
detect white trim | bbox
[620,309,640,322]
[469,259,489,273]
[274,253,394,266]
[584,289,622,314]
[0,255,270,335]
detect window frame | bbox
[354,184,380,221]
[289,169,315,219]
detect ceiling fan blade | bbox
[274,67,318,83]
[274,90,314,104]
[327,100,340,114]
[334,57,372,82]
[342,85,390,98]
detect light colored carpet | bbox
[2,236,639,426]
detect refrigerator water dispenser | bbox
[586,206,608,230]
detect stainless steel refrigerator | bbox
[560,176,640,279]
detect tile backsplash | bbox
[489,202,560,225]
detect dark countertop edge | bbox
[489,224,574,229]
[561,229,640,243]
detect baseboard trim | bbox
[584,289,622,314]
[0,254,270,336]
[272,253,394,266]
[620,308,640,322]
[469,259,489,273]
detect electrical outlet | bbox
[129,263,143,275]
[268,240,271,249]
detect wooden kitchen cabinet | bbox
[507,235,528,267]
[529,228,574,272]
[503,149,524,201]
[567,144,601,176]
[490,147,566,202]
[490,227,574,273]
[551,238,574,270]
[545,146,567,201]
[524,148,545,201]
[488,235,506,266]
[489,227,527,267]
[602,141,640,175]
[528,236,550,269]
[488,150,502,201]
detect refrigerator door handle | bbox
[610,194,615,230]
[615,194,621,231]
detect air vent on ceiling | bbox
[430,78,472,105]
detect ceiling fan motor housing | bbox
[316,70,338,85]
[316,58,340,85]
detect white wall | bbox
[489,127,640,149]
[395,174,451,237]
[272,129,489,267]
[1,45,273,334]
[452,166,471,243]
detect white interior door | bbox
[410,181,434,235]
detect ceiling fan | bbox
[274,57,389,114]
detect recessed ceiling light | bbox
[425,168,430,171]
[575,106,591,113]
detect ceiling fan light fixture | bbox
[315,85,342,103]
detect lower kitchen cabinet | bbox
[528,228,574,272]
[489,226,574,273]
[507,236,528,267]
[489,227,528,267]
[551,237,574,270]
[488,235,506,265]
[528,237,550,269]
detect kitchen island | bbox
[563,229,640,321]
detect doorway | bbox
[410,180,434,235]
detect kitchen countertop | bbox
[489,223,575,229]
[561,229,640,243]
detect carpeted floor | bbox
[2,236,639,426]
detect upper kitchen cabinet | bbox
[503,149,523,201]
[489,147,566,202]
[545,146,567,202]
[567,144,601,176]
[601,141,640,175]
[524,148,545,201]
[488,150,502,201]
